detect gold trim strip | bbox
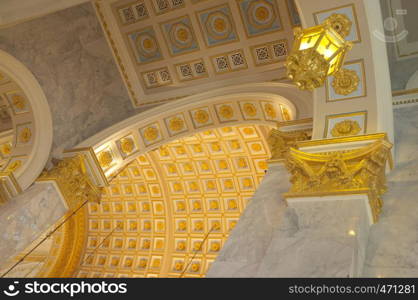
[296,133,387,148]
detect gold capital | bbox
[284,139,393,222]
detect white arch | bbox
[0,50,53,190]
[76,82,312,178]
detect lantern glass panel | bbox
[300,32,321,50]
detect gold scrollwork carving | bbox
[332,68,360,96]
[284,139,392,222]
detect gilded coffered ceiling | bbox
[94,0,300,107]
[75,124,271,277]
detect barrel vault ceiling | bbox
[95,0,300,107]
[76,125,272,277]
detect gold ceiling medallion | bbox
[19,128,32,143]
[326,13,352,38]
[285,16,352,91]
[243,103,257,117]
[143,126,159,141]
[98,151,113,168]
[331,119,361,137]
[331,68,359,95]
[194,110,209,124]
[219,105,234,119]
[284,139,392,222]
[120,138,135,154]
[168,117,185,131]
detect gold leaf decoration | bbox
[331,120,361,137]
[243,103,257,117]
[98,151,113,168]
[331,68,360,96]
[19,128,32,143]
[194,110,209,124]
[168,117,185,132]
[264,103,277,119]
[120,138,134,154]
[325,13,352,38]
[12,94,26,110]
[219,105,234,119]
[7,160,22,172]
[284,140,392,222]
[143,126,159,141]
[1,143,11,156]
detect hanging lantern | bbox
[285,16,353,91]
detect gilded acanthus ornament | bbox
[325,13,352,38]
[286,48,329,91]
[331,120,361,137]
[267,128,311,160]
[284,140,392,222]
[332,68,360,95]
[38,155,102,209]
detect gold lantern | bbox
[286,16,353,91]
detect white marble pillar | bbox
[256,195,372,277]
[0,182,67,267]
[207,163,291,277]
[208,165,373,277]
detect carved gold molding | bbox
[284,139,393,222]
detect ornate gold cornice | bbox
[283,139,393,222]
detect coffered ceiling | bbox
[76,124,271,277]
[95,0,300,107]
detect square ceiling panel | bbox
[98,0,299,107]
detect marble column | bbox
[0,182,67,267]
[207,163,291,277]
[256,195,371,277]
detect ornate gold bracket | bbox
[283,138,393,223]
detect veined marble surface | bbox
[364,105,418,277]
[0,182,66,266]
[0,3,149,157]
[207,163,291,277]
[207,163,372,277]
